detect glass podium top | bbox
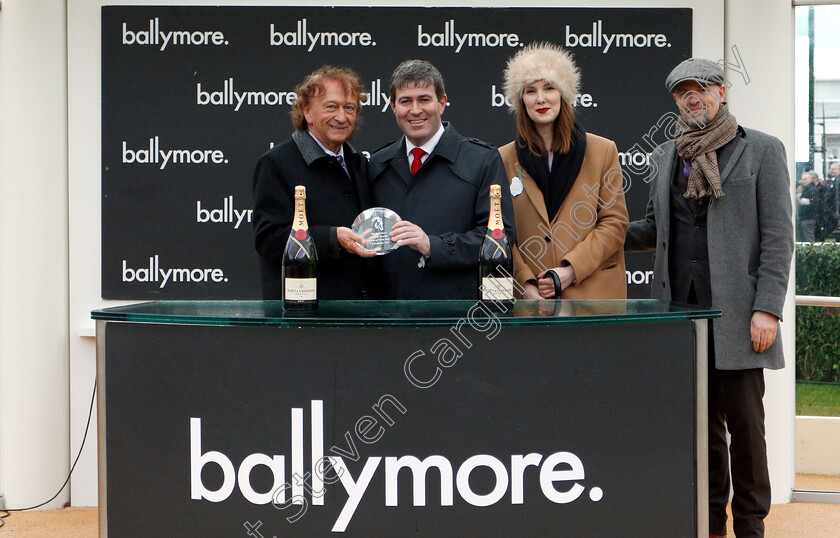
[92,300,720,328]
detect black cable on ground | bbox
[0,376,97,528]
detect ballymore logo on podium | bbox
[191,400,604,533]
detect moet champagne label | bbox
[285,277,317,301]
[481,276,513,301]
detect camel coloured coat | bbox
[498,133,628,299]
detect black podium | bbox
[92,299,718,537]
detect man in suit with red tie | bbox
[369,59,514,299]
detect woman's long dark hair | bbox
[515,97,576,157]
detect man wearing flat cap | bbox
[626,58,793,537]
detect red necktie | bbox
[410,147,425,175]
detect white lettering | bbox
[190,418,236,502]
[566,20,670,54]
[456,455,509,507]
[491,84,511,108]
[511,453,542,504]
[190,402,596,533]
[122,18,228,51]
[238,454,286,505]
[196,79,298,111]
[575,93,596,108]
[331,457,382,532]
[418,20,521,53]
[627,270,655,285]
[618,151,651,169]
[270,20,375,51]
[539,452,585,504]
[385,455,454,507]
[122,138,227,169]
[122,256,227,288]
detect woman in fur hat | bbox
[499,42,628,299]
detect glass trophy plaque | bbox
[352,207,401,255]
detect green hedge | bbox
[796,243,840,382]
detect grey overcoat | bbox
[626,127,794,370]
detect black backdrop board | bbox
[102,320,697,536]
[102,6,692,299]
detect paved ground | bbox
[0,476,838,537]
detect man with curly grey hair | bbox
[252,65,376,300]
[368,59,515,299]
[626,58,794,537]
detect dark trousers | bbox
[707,353,771,537]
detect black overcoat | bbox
[368,123,515,299]
[252,130,374,300]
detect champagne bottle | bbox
[478,184,514,303]
[282,186,318,312]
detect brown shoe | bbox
[710,534,727,538]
